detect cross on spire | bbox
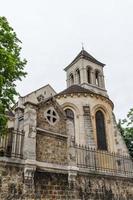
[81,42,84,51]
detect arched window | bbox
[95,110,107,150]
[69,73,74,86]
[65,109,74,121]
[87,67,91,84]
[65,109,75,142]
[95,71,100,86]
[76,69,81,84]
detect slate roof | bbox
[64,49,105,71]
[56,85,94,96]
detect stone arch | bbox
[75,68,81,84]
[92,104,111,122]
[69,73,74,86]
[86,66,92,84]
[95,69,100,87]
[91,104,111,151]
[61,102,80,117]
[62,104,78,144]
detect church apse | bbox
[0,48,133,200]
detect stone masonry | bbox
[0,48,133,199]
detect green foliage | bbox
[118,108,133,158]
[0,16,27,135]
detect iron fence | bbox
[75,144,133,177]
[0,130,24,158]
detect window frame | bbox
[95,110,108,151]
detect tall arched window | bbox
[69,73,74,86]
[65,109,75,143]
[65,109,74,121]
[76,69,81,84]
[95,110,107,150]
[95,71,100,86]
[87,67,91,84]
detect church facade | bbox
[0,49,133,199]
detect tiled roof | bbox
[56,85,94,96]
[64,49,105,71]
[56,85,114,108]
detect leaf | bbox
[0,16,27,135]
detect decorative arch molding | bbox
[91,104,112,151]
[75,68,81,84]
[91,104,111,123]
[69,73,74,86]
[61,102,80,117]
[74,66,80,74]
[86,65,93,70]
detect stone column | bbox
[98,74,102,87]
[67,120,78,189]
[83,67,88,83]
[91,70,95,85]
[74,71,78,84]
[23,102,37,193]
[80,68,84,84]
[101,75,105,89]
[23,102,37,160]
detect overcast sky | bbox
[1,0,133,120]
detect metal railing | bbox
[75,144,133,177]
[0,130,24,158]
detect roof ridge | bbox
[64,49,105,71]
[56,84,93,96]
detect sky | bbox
[1,0,133,120]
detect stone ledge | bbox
[36,127,68,139]
[0,156,25,166]
[36,160,68,174]
[78,167,133,180]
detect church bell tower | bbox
[64,48,108,97]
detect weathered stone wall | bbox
[34,172,133,200]
[36,132,68,165]
[76,174,133,200]
[0,165,133,200]
[34,172,75,200]
[0,165,24,200]
[37,99,66,135]
[36,99,68,165]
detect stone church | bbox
[0,49,133,199]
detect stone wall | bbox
[0,164,133,200]
[36,132,68,165]
[37,99,66,135]
[76,174,133,200]
[34,172,75,200]
[0,165,24,200]
[34,172,133,200]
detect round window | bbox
[45,108,59,125]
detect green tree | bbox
[0,17,27,135]
[118,108,133,158]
